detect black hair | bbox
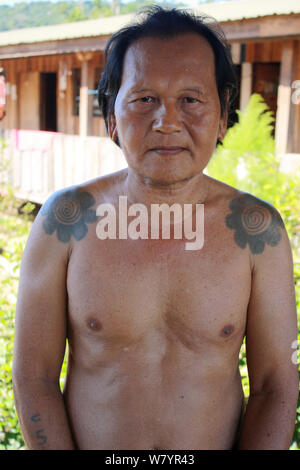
[98,5,237,145]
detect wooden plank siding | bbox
[0,35,110,60]
[221,14,300,43]
[0,51,107,138]
[245,41,282,63]
[0,129,127,204]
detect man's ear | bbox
[218,92,229,143]
[108,114,118,143]
[218,114,228,143]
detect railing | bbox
[0,129,127,204]
[1,129,299,206]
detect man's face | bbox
[110,33,228,184]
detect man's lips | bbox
[150,147,187,156]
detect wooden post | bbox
[76,52,93,137]
[65,55,75,135]
[231,43,241,65]
[79,59,88,137]
[57,58,67,134]
[275,41,293,155]
[0,60,18,130]
[288,40,300,154]
[239,62,252,110]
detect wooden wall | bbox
[1,129,127,204]
[0,51,107,137]
[245,40,282,63]
[0,38,299,152]
[19,71,40,130]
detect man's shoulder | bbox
[207,177,285,256]
[208,176,283,218]
[38,169,128,243]
[42,168,128,207]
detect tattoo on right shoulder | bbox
[41,187,98,243]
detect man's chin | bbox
[136,168,197,187]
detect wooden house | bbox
[0,0,299,203]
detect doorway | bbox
[252,63,280,119]
[40,72,57,132]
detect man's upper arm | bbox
[245,213,298,395]
[13,195,71,384]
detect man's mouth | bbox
[151,147,187,156]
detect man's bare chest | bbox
[66,232,251,351]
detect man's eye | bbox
[183,97,198,104]
[139,96,155,103]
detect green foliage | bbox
[0,136,68,449]
[90,0,113,18]
[0,199,31,448]
[0,1,94,30]
[208,93,275,188]
[0,0,186,31]
[207,93,300,449]
[0,138,30,448]
[0,0,238,31]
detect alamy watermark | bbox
[95,196,204,251]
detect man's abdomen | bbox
[63,344,244,450]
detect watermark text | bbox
[96,196,204,251]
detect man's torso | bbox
[62,171,250,449]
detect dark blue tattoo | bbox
[31,413,42,423]
[41,187,97,243]
[225,195,284,254]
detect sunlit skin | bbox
[13,33,298,450]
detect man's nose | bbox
[152,100,182,134]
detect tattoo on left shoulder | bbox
[225,195,284,254]
[41,187,98,243]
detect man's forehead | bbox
[127,33,213,58]
[121,33,215,85]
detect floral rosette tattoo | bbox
[41,187,97,242]
[225,195,284,254]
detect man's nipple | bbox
[86,317,102,332]
[220,324,234,338]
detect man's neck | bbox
[123,168,209,209]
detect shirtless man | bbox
[12,7,298,450]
